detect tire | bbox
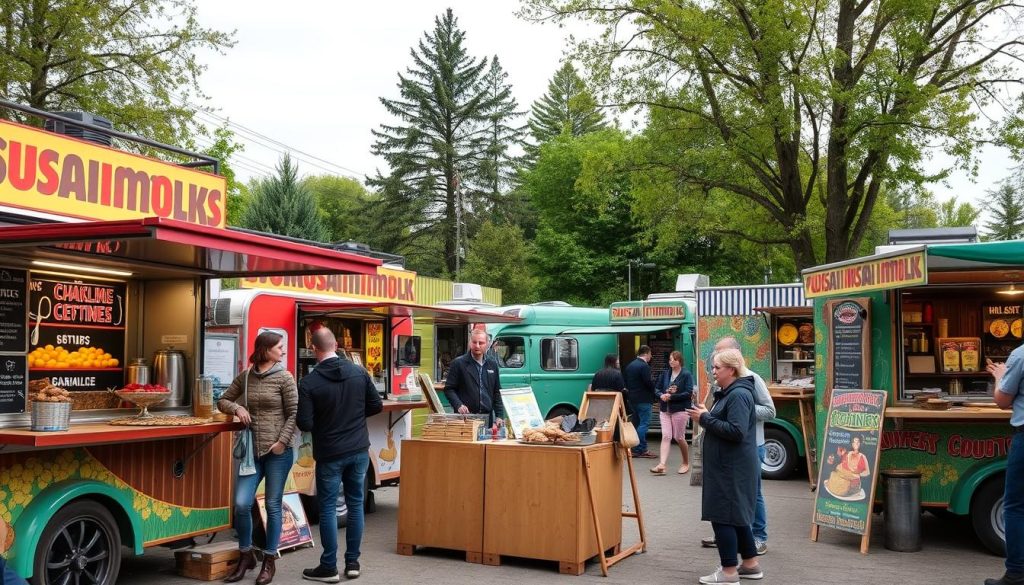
[971,476,1006,556]
[762,427,798,480]
[32,500,121,585]
[546,405,576,420]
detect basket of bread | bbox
[29,378,73,431]
[518,418,583,445]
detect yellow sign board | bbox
[0,118,227,227]
[803,251,926,298]
[241,266,417,304]
[365,322,384,375]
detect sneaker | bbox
[701,536,717,548]
[344,561,360,579]
[699,567,739,584]
[738,563,764,580]
[302,565,340,583]
[986,573,1024,585]
[754,540,767,555]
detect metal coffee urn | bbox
[126,358,150,386]
[153,348,187,407]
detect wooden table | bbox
[885,405,1011,429]
[0,420,242,448]
[768,385,817,489]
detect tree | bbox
[305,175,376,244]
[240,154,328,242]
[521,0,1024,269]
[462,221,537,303]
[983,182,1024,241]
[526,62,606,155]
[478,56,526,221]
[937,198,981,228]
[367,9,503,277]
[0,0,234,145]
[198,125,250,226]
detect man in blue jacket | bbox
[624,345,656,458]
[298,328,383,583]
[444,328,504,425]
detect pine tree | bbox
[478,56,526,219]
[983,182,1024,241]
[526,62,606,158]
[240,154,329,242]
[367,9,501,276]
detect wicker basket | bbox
[30,401,72,431]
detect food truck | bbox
[207,279,517,515]
[803,243,1022,554]
[0,104,384,584]
[695,284,814,480]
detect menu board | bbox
[0,269,28,353]
[983,303,1022,360]
[0,355,27,414]
[28,276,126,391]
[829,299,870,391]
[813,389,886,541]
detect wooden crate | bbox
[175,541,240,581]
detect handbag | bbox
[231,368,257,476]
[619,418,640,449]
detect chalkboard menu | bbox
[0,268,28,353]
[830,299,870,390]
[812,389,887,539]
[28,276,126,392]
[0,354,27,414]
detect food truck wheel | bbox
[546,405,577,420]
[32,500,121,585]
[971,477,1006,556]
[761,428,797,480]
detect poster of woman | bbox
[824,434,872,501]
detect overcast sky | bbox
[192,0,1015,211]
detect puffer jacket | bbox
[218,363,298,457]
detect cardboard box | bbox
[175,541,240,581]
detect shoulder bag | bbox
[232,368,257,476]
[619,416,640,450]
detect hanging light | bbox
[998,282,1024,296]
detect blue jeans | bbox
[315,451,369,568]
[753,444,768,542]
[234,447,293,556]
[1005,432,1024,574]
[631,401,652,454]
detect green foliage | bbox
[305,175,376,244]
[983,181,1024,241]
[198,125,250,226]
[478,56,526,219]
[0,0,234,146]
[240,154,328,242]
[461,221,537,304]
[937,198,981,228]
[367,9,509,276]
[526,62,606,158]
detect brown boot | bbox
[255,555,276,585]
[224,549,256,583]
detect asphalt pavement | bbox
[118,449,1005,585]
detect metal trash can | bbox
[882,469,922,552]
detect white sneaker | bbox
[699,567,740,584]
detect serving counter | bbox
[397,438,628,575]
[0,419,241,448]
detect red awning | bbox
[299,301,522,324]
[0,217,381,278]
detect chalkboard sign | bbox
[0,268,28,353]
[811,389,887,552]
[0,355,27,414]
[829,299,870,391]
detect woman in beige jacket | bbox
[218,331,298,585]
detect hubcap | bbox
[762,440,786,472]
[45,517,112,585]
[992,496,1006,542]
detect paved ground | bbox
[119,450,1005,585]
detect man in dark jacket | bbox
[298,328,383,583]
[444,328,504,424]
[624,345,656,458]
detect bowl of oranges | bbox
[28,345,120,370]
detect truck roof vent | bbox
[44,111,113,146]
[209,298,234,326]
[453,282,483,302]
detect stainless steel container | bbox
[126,357,150,386]
[31,401,71,432]
[193,375,214,418]
[153,348,188,407]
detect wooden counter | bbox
[382,399,428,412]
[482,441,622,575]
[885,406,1012,421]
[397,439,487,562]
[768,385,817,489]
[0,420,242,448]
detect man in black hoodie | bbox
[298,328,382,583]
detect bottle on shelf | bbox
[920,332,929,353]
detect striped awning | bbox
[696,284,809,316]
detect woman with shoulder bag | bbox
[650,350,693,475]
[218,331,298,585]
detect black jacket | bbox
[297,356,383,462]
[699,375,758,526]
[444,352,504,418]
[655,368,694,412]
[624,357,655,404]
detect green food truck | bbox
[803,242,1023,555]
